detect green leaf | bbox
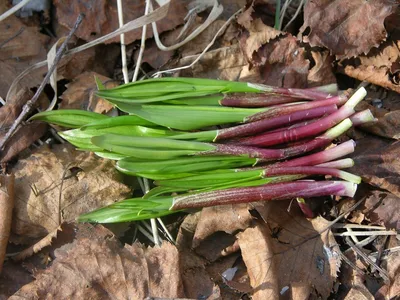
[114,104,265,130]
[30,110,108,128]
[79,196,177,223]
[82,115,157,130]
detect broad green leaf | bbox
[79,196,176,223]
[113,104,266,130]
[30,109,108,128]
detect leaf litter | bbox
[1,0,400,299]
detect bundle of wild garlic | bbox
[32,77,374,223]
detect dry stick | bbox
[0,0,33,22]
[152,8,243,77]
[132,0,151,82]
[345,236,390,283]
[0,14,84,151]
[116,0,129,83]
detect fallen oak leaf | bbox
[360,190,400,230]
[307,50,337,87]
[11,144,131,243]
[238,201,341,299]
[237,1,283,63]
[9,224,185,299]
[12,225,62,261]
[0,121,48,164]
[192,204,253,248]
[59,71,117,113]
[237,223,279,299]
[53,0,188,44]
[0,174,14,273]
[255,34,310,88]
[338,39,400,93]
[350,137,400,198]
[300,0,398,58]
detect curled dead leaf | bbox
[300,0,398,58]
[59,71,117,113]
[338,40,400,93]
[9,224,184,299]
[53,0,188,44]
[192,204,253,248]
[11,144,131,243]
[238,201,341,299]
[350,137,400,197]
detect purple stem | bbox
[236,105,355,147]
[221,94,305,108]
[273,87,334,100]
[171,180,357,209]
[275,140,356,167]
[261,166,360,183]
[296,198,314,218]
[216,105,337,140]
[246,95,347,122]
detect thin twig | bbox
[150,0,223,51]
[338,251,367,276]
[0,0,33,22]
[283,0,305,31]
[116,0,129,83]
[334,231,397,237]
[157,218,175,244]
[132,0,151,82]
[345,236,390,283]
[0,28,24,49]
[152,8,242,78]
[333,224,387,230]
[137,223,156,244]
[0,14,84,151]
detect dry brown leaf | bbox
[344,287,374,300]
[0,261,33,299]
[59,71,117,113]
[13,225,62,261]
[53,0,188,44]
[0,174,14,273]
[255,34,310,88]
[361,190,400,230]
[192,204,253,248]
[238,201,341,299]
[350,137,400,198]
[374,237,400,299]
[175,214,223,298]
[237,2,282,63]
[307,50,337,87]
[300,0,398,58]
[339,39,400,93]
[11,144,131,243]
[0,121,48,164]
[0,88,33,130]
[355,100,400,140]
[195,232,237,262]
[10,225,184,299]
[177,44,257,81]
[237,223,279,299]
[0,12,50,98]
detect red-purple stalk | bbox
[215,105,337,140]
[237,88,366,147]
[171,180,357,209]
[206,119,353,160]
[261,166,361,183]
[274,140,356,167]
[245,95,348,122]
